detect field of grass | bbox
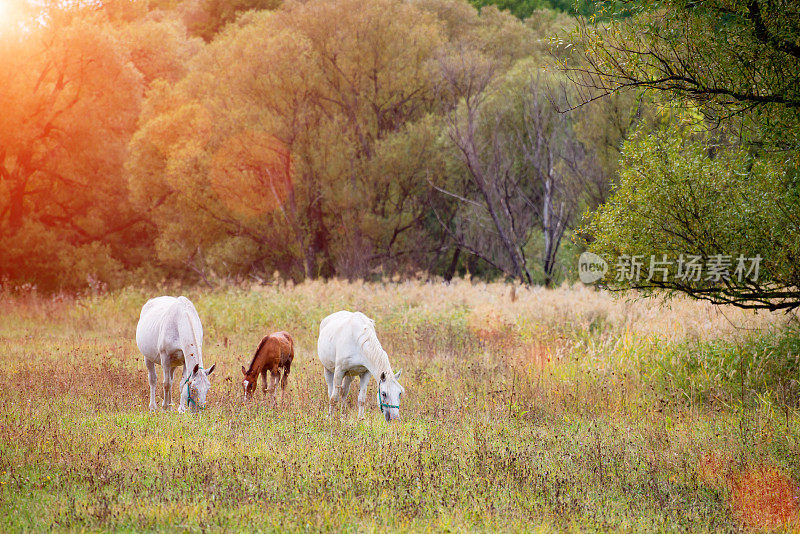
[2,279,800,532]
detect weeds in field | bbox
[0,280,798,531]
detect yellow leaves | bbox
[123,0,568,280]
[135,101,214,192]
[273,0,445,114]
[150,103,212,156]
[118,16,202,84]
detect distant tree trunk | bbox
[541,152,567,287]
[542,165,554,287]
[303,246,316,279]
[444,246,461,282]
[7,181,25,235]
[304,195,332,280]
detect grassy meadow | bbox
[1,280,800,532]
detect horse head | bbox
[241,365,259,400]
[185,363,215,412]
[378,369,404,422]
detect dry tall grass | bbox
[0,280,797,532]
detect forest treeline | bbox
[1,0,633,290]
[2,0,798,305]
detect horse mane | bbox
[353,313,392,376]
[245,335,271,374]
[180,299,202,365]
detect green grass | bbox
[1,282,799,532]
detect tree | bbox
[431,53,600,285]
[585,118,800,310]
[179,0,282,42]
[463,0,634,20]
[568,0,800,151]
[367,113,458,276]
[571,0,800,309]
[117,12,203,85]
[0,11,144,290]
[128,0,447,281]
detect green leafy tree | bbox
[465,0,633,20]
[573,0,800,309]
[586,118,800,309]
[569,0,800,150]
[367,114,458,276]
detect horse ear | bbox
[241,365,247,375]
[380,372,386,382]
[207,364,216,375]
[395,369,402,381]
[192,364,199,376]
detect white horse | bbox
[317,310,404,421]
[135,296,216,413]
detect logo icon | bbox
[578,252,608,284]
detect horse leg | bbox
[171,366,184,412]
[177,364,190,413]
[341,375,354,409]
[324,368,334,416]
[160,352,173,411]
[280,363,291,407]
[329,367,345,416]
[324,368,334,398]
[356,371,372,419]
[145,360,158,412]
[261,370,269,400]
[269,372,280,407]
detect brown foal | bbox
[241,331,294,405]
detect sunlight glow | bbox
[0,1,10,27]
[0,0,30,36]
[0,0,18,35]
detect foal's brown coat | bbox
[241,331,294,404]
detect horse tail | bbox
[275,333,292,389]
[281,350,292,379]
[281,332,293,357]
[280,355,292,390]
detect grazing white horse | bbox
[135,296,215,413]
[317,310,404,421]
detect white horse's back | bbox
[317,310,374,371]
[136,296,203,365]
[318,311,353,338]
